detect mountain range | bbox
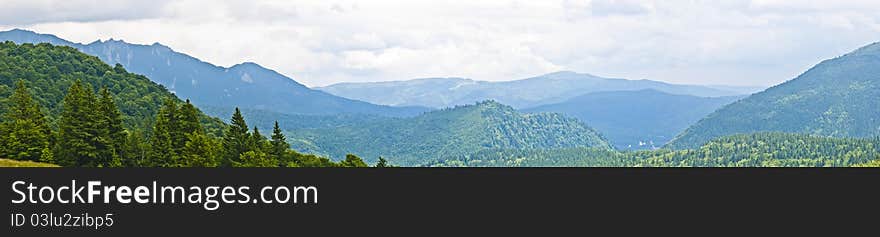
[317,71,762,109]
[0,29,427,117]
[667,42,880,148]
[524,89,743,149]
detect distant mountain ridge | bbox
[317,71,761,109]
[667,41,880,148]
[524,89,743,150]
[285,100,612,165]
[0,29,428,117]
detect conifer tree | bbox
[0,80,51,161]
[149,99,179,167]
[177,99,203,144]
[223,108,251,167]
[270,121,290,166]
[56,81,99,167]
[95,87,125,167]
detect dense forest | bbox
[429,133,880,167]
[286,100,612,165]
[0,42,380,167]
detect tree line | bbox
[0,80,388,167]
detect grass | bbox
[0,158,59,167]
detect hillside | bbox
[524,90,742,150]
[317,71,758,109]
[429,133,880,167]
[286,101,612,165]
[0,29,428,117]
[667,42,880,149]
[0,41,225,134]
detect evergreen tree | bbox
[223,108,251,167]
[270,121,291,166]
[148,99,179,167]
[95,87,124,167]
[55,81,99,167]
[375,157,389,168]
[177,99,203,143]
[0,80,51,161]
[123,128,150,167]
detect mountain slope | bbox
[285,101,612,165]
[667,42,880,148]
[0,41,225,133]
[317,71,757,109]
[0,29,428,117]
[524,90,742,150]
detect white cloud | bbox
[2,0,880,87]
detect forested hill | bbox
[0,41,224,133]
[287,100,612,166]
[667,42,880,149]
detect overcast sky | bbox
[2,0,880,87]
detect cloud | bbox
[2,0,880,87]
[0,0,172,25]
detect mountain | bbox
[524,89,743,150]
[317,71,757,109]
[0,41,225,133]
[285,100,612,165]
[667,42,880,148]
[0,29,428,117]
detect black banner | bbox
[2,168,878,235]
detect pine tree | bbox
[95,87,125,167]
[251,126,267,151]
[270,121,291,166]
[375,157,389,168]
[149,99,179,167]
[0,80,51,161]
[177,99,203,144]
[56,81,99,167]
[223,108,251,167]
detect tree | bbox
[148,99,179,167]
[55,80,99,167]
[95,87,125,167]
[270,121,291,166]
[375,157,390,168]
[340,154,368,167]
[181,132,221,167]
[0,80,51,161]
[178,99,203,142]
[223,108,251,167]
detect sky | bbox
[2,0,880,87]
